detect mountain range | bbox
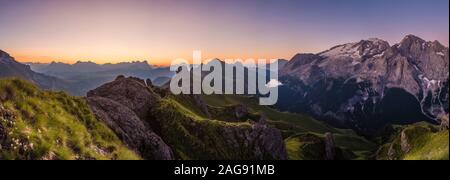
[278,35,449,134]
[0,50,75,93]
[0,59,172,96]
[28,60,152,74]
[27,61,175,93]
[0,34,448,160]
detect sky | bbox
[0,0,448,65]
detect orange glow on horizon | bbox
[1,0,448,68]
[8,49,307,67]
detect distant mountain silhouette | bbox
[0,50,77,94]
[2,51,174,96]
[28,61,173,81]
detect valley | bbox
[1,35,448,160]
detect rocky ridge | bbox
[86,76,288,160]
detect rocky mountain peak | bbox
[397,35,427,54]
[397,34,448,57]
[87,76,160,120]
[399,34,426,46]
[86,76,174,159]
[362,38,390,47]
[74,61,97,65]
[280,53,321,76]
[0,50,16,63]
[395,35,449,81]
[318,38,390,60]
[356,38,390,56]
[291,53,320,64]
[0,50,9,60]
[278,35,449,132]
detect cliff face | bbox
[87,96,174,160]
[87,76,288,160]
[279,35,449,133]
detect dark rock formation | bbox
[87,76,160,121]
[250,123,287,159]
[387,144,396,160]
[0,105,14,150]
[234,104,249,120]
[115,75,125,80]
[87,77,174,160]
[146,78,153,87]
[192,95,212,118]
[87,76,287,160]
[439,114,449,130]
[400,130,411,153]
[87,96,174,160]
[258,112,268,124]
[0,124,3,150]
[0,118,5,150]
[212,122,287,160]
[324,132,336,160]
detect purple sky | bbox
[0,0,448,65]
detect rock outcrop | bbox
[87,76,160,120]
[87,77,174,160]
[0,105,9,150]
[217,122,287,160]
[192,95,212,118]
[0,105,14,148]
[258,112,268,124]
[324,132,336,160]
[87,96,174,160]
[440,114,449,130]
[400,130,411,153]
[234,104,249,120]
[87,76,288,160]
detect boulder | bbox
[234,104,249,120]
[400,130,411,153]
[87,96,174,160]
[324,132,336,160]
[87,76,174,160]
[87,76,160,120]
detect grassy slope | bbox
[376,122,449,160]
[202,95,376,160]
[2,78,443,160]
[152,96,278,160]
[0,78,140,160]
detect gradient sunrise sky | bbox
[0,0,448,65]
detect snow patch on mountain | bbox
[437,52,445,56]
[320,42,361,59]
[266,79,283,88]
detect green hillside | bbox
[1,78,446,160]
[152,98,252,159]
[376,122,449,160]
[0,78,140,160]
[149,94,286,160]
[201,95,376,160]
